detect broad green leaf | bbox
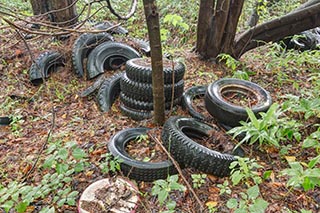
[56,163,68,174]
[157,189,169,205]
[72,147,87,160]
[57,148,68,160]
[246,108,259,128]
[248,198,269,213]
[1,200,14,213]
[308,155,320,168]
[226,198,238,209]
[16,202,28,213]
[247,185,260,200]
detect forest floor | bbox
[0,24,319,213]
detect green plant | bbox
[99,152,123,173]
[151,175,186,213]
[228,103,302,149]
[217,53,242,72]
[9,115,24,136]
[230,157,263,186]
[217,180,232,195]
[191,173,207,189]
[226,185,269,213]
[281,155,320,191]
[302,127,320,153]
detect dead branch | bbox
[105,0,137,20]
[148,132,205,212]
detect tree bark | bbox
[234,3,320,58]
[29,0,78,26]
[143,0,165,125]
[196,0,320,60]
[196,0,214,55]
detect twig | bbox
[21,107,56,182]
[148,133,205,212]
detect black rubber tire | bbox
[0,116,11,126]
[80,75,106,98]
[205,78,272,127]
[125,58,185,84]
[130,38,151,56]
[97,72,124,112]
[94,21,128,35]
[161,116,239,177]
[72,33,113,78]
[181,85,209,121]
[120,73,184,102]
[86,42,141,79]
[120,92,181,111]
[29,51,64,85]
[119,104,153,121]
[108,127,177,181]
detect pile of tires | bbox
[119,58,186,120]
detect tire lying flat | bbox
[125,58,185,84]
[108,127,177,182]
[205,78,272,127]
[161,116,240,177]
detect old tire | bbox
[161,116,239,177]
[205,78,272,127]
[181,85,208,121]
[0,116,11,126]
[97,72,124,112]
[125,58,185,84]
[120,92,181,111]
[86,42,140,79]
[120,73,184,102]
[108,127,177,181]
[29,51,64,85]
[72,33,113,78]
[119,104,153,121]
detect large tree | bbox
[196,0,320,60]
[30,0,78,26]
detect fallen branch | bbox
[148,132,205,212]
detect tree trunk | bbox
[29,0,78,26]
[196,0,320,60]
[234,3,320,58]
[196,0,214,56]
[143,0,165,125]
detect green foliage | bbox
[191,174,207,189]
[281,155,320,191]
[283,94,320,120]
[163,14,189,32]
[217,180,231,195]
[151,175,186,213]
[99,153,123,173]
[0,140,118,212]
[230,157,263,186]
[302,127,320,153]
[226,185,269,213]
[228,103,302,149]
[217,53,242,72]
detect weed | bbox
[99,153,123,174]
[151,175,186,213]
[230,157,263,186]
[191,173,207,189]
[226,185,269,213]
[228,103,302,149]
[281,155,320,191]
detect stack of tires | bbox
[120,58,186,120]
